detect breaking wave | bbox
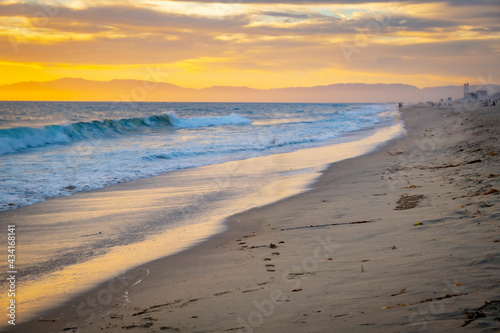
[0,112,252,155]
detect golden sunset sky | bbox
[1,0,499,90]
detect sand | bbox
[10,104,500,333]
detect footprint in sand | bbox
[265,264,276,272]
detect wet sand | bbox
[10,104,500,332]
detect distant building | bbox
[468,92,478,100]
[475,90,488,100]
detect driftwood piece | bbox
[281,220,373,231]
[418,159,482,170]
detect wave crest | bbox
[167,112,251,128]
[0,112,252,155]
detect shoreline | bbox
[1,109,404,328]
[9,104,500,332]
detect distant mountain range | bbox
[1,78,499,103]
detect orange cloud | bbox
[0,0,498,93]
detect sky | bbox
[0,0,499,90]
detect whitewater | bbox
[0,102,395,211]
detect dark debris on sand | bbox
[394,194,424,210]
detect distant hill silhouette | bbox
[1,78,499,103]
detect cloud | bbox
[1,1,498,40]
[260,11,313,19]
[339,39,500,78]
[0,0,498,89]
[0,3,251,31]
[156,0,499,4]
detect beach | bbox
[9,103,500,333]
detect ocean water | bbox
[0,102,392,211]
[0,102,404,325]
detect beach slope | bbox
[13,104,500,333]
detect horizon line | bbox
[2,77,498,91]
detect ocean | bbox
[0,102,404,324]
[0,102,396,211]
